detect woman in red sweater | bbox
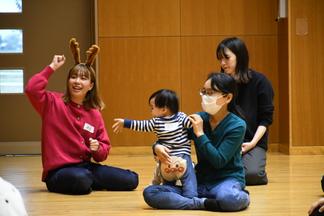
[25,39,138,195]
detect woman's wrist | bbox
[49,63,56,71]
[249,139,259,147]
[195,132,204,138]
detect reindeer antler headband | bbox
[69,38,100,67]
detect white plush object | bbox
[160,156,187,182]
[0,177,27,216]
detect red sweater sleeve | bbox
[25,66,54,115]
[92,114,111,161]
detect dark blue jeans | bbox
[143,178,250,211]
[45,162,138,195]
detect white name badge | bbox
[83,123,95,133]
[164,122,178,131]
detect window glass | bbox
[0,29,23,53]
[0,69,23,93]
[0,0,22,13]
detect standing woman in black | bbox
[216,37,274,185]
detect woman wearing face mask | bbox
[142,72,250,212]
[216,37,274,185]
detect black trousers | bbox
[45,162,139,195]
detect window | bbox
[0,29,23,53]
[0,0,22,13]
[0,1,24,94]
[0,69,23,93]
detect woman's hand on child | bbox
[49,55,66,71]
[89,138,99,152]
[154,144,171,164]
[188,114,204,137]
[112,118,125,133]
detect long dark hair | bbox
[63,63,105,110]
[148,89,179,115]
[207,72,245,119]
[216,37,251,84]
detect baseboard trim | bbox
[1,142,323,155]
[268,143,279,152]
[0,141,41,155]
[289,146,324,155]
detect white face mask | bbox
[201,94,223,115]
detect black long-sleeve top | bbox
[236,70,274,150]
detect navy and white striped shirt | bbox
[124,112,192,156]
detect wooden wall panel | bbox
[98,0,180,37]
[278,19,289,153]
[290,0,324,147]
[98,0,279,146]
[180,37,219,115]
[181,36,279,143]
[181,0,277,35]
[98,37,180,146]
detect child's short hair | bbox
[149,89,179,114]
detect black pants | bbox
[243,146,268,185]
[45,162,138,195]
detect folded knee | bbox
[126,172,139,190]
[116,171,139,191]
[245,170,268,185]
[143,186,157,207]
[217,192,250,211]
[71,172,93,194]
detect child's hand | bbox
[49,55,66,71]
[89,138,99,152]
[154,144,171,164]
[112,118,125,133]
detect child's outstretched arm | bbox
[113,117,156,134]
[112,118,125,134]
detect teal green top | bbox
[189,112,246,189]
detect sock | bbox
[310,206,324,216]
[204,198,221,211]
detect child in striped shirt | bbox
[113,89,197,198]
